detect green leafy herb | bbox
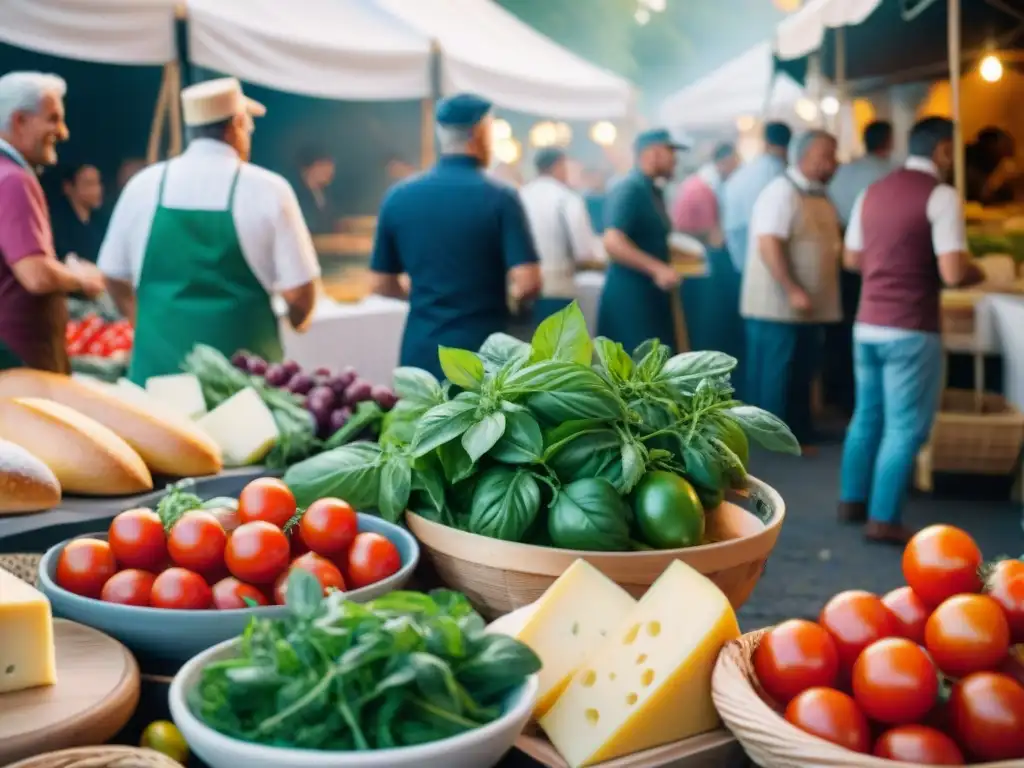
[547,478,631,551]
[393,367,445,405]
[727,405,800,455]
[379,456,413,523]
[411,398,480,458]
[468,467,541,542]
[490,411,543,464]
[477,333,531,375]
[530,301,592,366]
[438,347,486,391]
[156,479,203,532]
[461,411,506,462]
[283,442,383,508]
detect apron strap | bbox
[227,164,243,210]
[156,163,171,206]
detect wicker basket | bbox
[712,630,1022,768]
[0,553,41,586]
[5,747,180,768]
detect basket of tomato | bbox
[66,314,133,359]
[712,525,1024,766]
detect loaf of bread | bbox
[0,369,223,477]
[0,438,61,514]
[0,398,153,496]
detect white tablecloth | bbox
[575,271,606,335]
[987,295,1024,411]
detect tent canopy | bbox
[776,0,884,61]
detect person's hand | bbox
[653,262,682,291]
[72,261,106,299]
[787,286,812,313]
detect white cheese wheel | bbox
[0,438,61,514]
[0,397,153,496]
[0,369,222,477]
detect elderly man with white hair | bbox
[740,129,841,449]
[0,71,105,372]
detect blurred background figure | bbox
[51,162,105,264]
[295,146,338,235]
[116,157,147,195]
[966,126,1019,205]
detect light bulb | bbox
[635,8,650,24]
[821,96,840,116]
[495,138,521,164]
[795,98,819,122]
[491,118,512,141]
[981,54,1004,83]
[590,121,617,147]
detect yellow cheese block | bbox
[539,561,740,768]
[0,567,57,693]
[516,560,636,717]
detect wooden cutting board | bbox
[0,619,141,765]
[515,727,746,768]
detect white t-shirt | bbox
[98,139,321,292]
[749,167,824,241]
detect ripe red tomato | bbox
[100,569,155,606]
[819,590,896,672]
[150,567,212,609]
[225,521,290,585]
[237,478,296,528]
[784,687,871,753]
[273,553,346,604]
[211,577,269,610]
[986,559,1024,644]
[299,498,358,557]
[925,594,1010,677]
[346,532,402,590]
[903,525,983,608]
[167,512,227,574]
[108,508,167,571]
[873,725,965,765]
[56,538,117,598]
[852,637,939,724]
[753,619,839,704]
[949,672,1024,761]
[882,586,930,644]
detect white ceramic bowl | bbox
[169,637,539,768]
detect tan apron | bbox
[740,177,842,324]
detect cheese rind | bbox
[515,560,636,717]
[539,560,740,768]
[145,374,208,420]
[196,387,279,466]
[0,567,57,693]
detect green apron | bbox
[127,162,283,385]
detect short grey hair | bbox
[0,71,67,132]
[436,124,474,155]
[789,129,836,165]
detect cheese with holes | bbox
[539,561,740,767]
[516,560,636,717]
[146,374,207,420]
[0,567,57,693]
[196,387,278,466]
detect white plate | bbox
[485,602,539,637]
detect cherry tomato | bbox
[903,525,982,608]
[273,553,346,604]
[225,521,290,585]
[753,619,839,704]
[299,498,358,557]
[949,672,1024,761]
[346,532,402,589]
[882,586,930,645]
[108,508,167,571]
[237,478,296,528]
[167,512,227,574]
[925,594,1010,677]
[150,568,212,609]
[985,559,1024,644]
[56,538,117,598]
[211,577,269,610]
[873,725,965,765]
[100,569,155,606]
[784,687,871,753]
[852,637,938,724]
[819,590,896,672]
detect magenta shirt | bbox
[671,173,720,237]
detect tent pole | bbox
[835,27,846,154]
[421,41,441,170]
[948,0,965,200]
[167,60,183,157]
[146,64,171,165]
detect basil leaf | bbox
[727,405,801,455]
[594,336,634,382]
[635,340,670,381]
[682,439,724,492]
[546,429,621,480]
[530,301,592,366]
[285,568,324,620]
[542,418,612,455]
[547,478,630,551]
[283,442,383,508]
[411,456,447,513]
[411,399,479,457]
[629,398,677,432]
[490,410,543,464]
[657,351,737,392]
[437,440,476,484]
[380,400,427,446]
[478,333,531,374]
[461,411,507,462]
[393,367,445,404]
[438,347,485,391]
[619,440,646,495]
[505,361,620,424]
[379,457,413,522]
[456,633,542,701]
[467,467,541,542]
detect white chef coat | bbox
[98,139,321,292]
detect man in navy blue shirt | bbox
[369,94,541,379]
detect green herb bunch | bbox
[283,302,799,550]
[189,569,541,751]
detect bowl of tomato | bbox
[36,508,419,664]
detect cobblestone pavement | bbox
[738,444,1024,631]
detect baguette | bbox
[0,438,61,514]
[0,369,223,477]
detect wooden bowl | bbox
[406,475,784,619]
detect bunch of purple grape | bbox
[230,352,397,438]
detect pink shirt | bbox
[672,171,720,237]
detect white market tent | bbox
[775,0,884,60]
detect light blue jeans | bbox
[839,333,944,524]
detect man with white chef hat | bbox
[98,77,321,384]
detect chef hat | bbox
[181,78,266,127]
[435,93,492,128]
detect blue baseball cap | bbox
[534,147,566,173]
[634,128,689,153]
[435,93,492,128]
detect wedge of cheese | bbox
[0,369,222,477]
[0,567,57,693]
[515,560,636,717]
[0,397,153,496]
[539,561,740,767]
[146,373,207,420]
[197,387,279,466]
[0,438,61,514]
